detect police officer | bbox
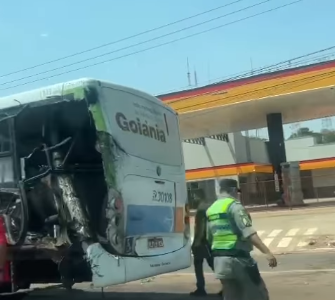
[206,179,277,300]
[190,192,222,297]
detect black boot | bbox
[190,289,207,296]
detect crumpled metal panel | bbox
[55,175,92,239]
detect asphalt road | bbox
[179,251,335,274]
[18,251,335,300]
[190,206,335,254]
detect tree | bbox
[287,127,335,144]
[320,129,335,144]
[288,127,321,142]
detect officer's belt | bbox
[211,249,251,259]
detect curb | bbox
[164,268,335,277]
[278,247,335,254]
[192,247,335,257]
[252,247,335,256]
[250,206,335,218]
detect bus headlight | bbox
[105,188,125,254]
[112,234,119,245]
[111,198,123,212]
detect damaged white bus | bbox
[0,78,191,292]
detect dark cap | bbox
[219,179,240,192]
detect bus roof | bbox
[0,78,165,112]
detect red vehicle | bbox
[0,215,43,294]
[0,213,81,294]
[0,216,10,293]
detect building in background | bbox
[184,132,335,209]
[157,58,335,208]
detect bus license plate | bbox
[148,237,164,249]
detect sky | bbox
[0,0,333,139]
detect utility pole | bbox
[187,58,191,86]
[250,58,254,75]
[194,68,198,87]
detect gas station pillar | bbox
[266,113,286,197]
[267,113,305,206]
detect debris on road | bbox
[305,236,335,249]
[308,239,316,246]
[140,277,156,284]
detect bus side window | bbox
[0,120,11,154]
[0,120,14,187]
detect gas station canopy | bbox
[158,60,335,139]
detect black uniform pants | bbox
[193,245,214,290]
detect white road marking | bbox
[257,230,265,237]
[286,228,300,237]
[164,269,335,277]
[304,228,318,236]
[263,238,274,247]
[190,227,319,252]
[277,237,292,248]
[268,229,282,238]
[261,269,335,275]
[297,241,309,247]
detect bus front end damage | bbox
[0,90,126,289]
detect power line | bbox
[157,49,335,95]
[0,0,245,79]
[158,46,335,106]
[0,0,271,87]
[158,49,335,96]
[0,0,303,92]
[217,46,335,84]
[217,50,335,84]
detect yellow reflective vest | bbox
[206,198,238,251]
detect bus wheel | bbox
[61,277,74,291]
